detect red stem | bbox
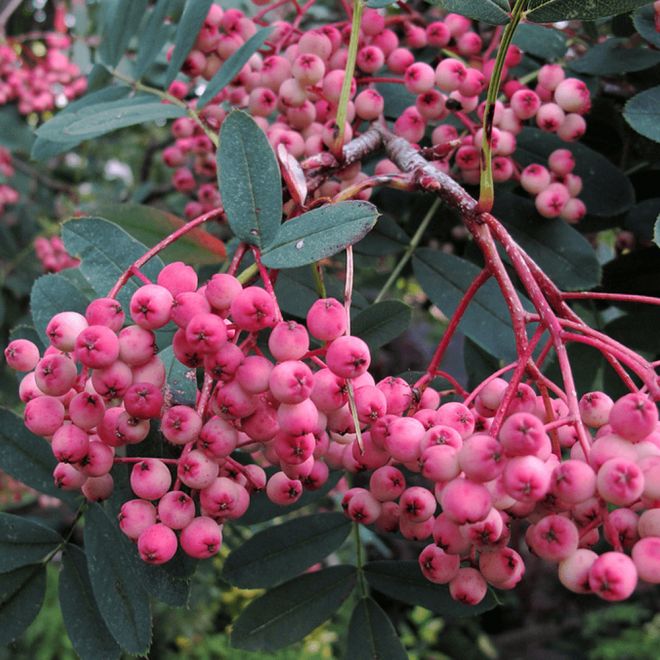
[227,243,247,277]
[251,246,283,322]
[561,291,660,306]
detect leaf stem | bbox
[353,521,368,598]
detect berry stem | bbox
[251,246,283,322]
[353,521,369,597]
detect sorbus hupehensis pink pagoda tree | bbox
[1,0,660,656]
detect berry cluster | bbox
[0,33,86,115]
[159,5,590,221]
[4,259,660,604]
[0,146,19,214]
[34,235,80,273]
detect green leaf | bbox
[0,513,62,572]
[83,504,152,655]
[99,0,149,68]
[134,0,173,78]
[30,273,91,346]
[261,201,380,269]
[569,38,660,75]
[527,0,651,22]
[35,96,187,144]
[429,0,510,24]
[655,216,660,248]
[492,193,601,291]
[164,0,214,87]
[159,346,197,406]
[0,564,47,646]
[239,470,341,525]
[355,215,410,256]
[633,5,660,48]
[512,24,568,60]
[413,248,528,362]
[198,27,275,108]
[231,566,357,651]
[605,307,660,356]
[364,561,497,617]
[223,513,351,589]
[62,216,165,311]
[346,597,408,660]
[515,128,635,217]
[0,408,80,505]
[624,198,660,242]
[93,203,226,265]
[0,106,35,152]
[464,337,503,390]
[218,110,282,249]
[366,0,398,7]
[351,301,412,350]
[375,82,416,120]
[624,86,660,143]
[59,545,121,660]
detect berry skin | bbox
[449,567,488,605]
[24,396,65,436]
[138,523,178,564]
[326,336,371,379]
[265,471,302,505]
[178,449,219,489]
[588,551,638,601]
[35,354,77,396]
[124,382,164,419]
[609,393,658,442]
[130,284,173,330]
[269,360,314,404]
[440,478,491,524]
[46,311,88,351]
[180,516,223,559]
[526,514,579,562]
[306,298,347,341]
[130,458,172,500]
[4,339,40,372]
[119,499,157,540]
[75,325,120,369]
[53,462,87,491]
[185,312,227,353]
[419,544,460,584]
[435,58,467,92]
[230,286,277,332]
[52,424,90,463]
[268,321,309,362]
[81,474,114,501]
[632,537,660,584]
[118,325,156,366]
[157,262,198,297]
[85,298,125,332]
[558,549,598,593]
[161,406,203,445]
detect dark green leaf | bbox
[159,346,197,406]
[464,337,503,390]
[0,513,62,572]
[633,5,660,48]
[93,203,226,265]
[605,307,660,355]
[0,106,35,152]
[624,198,660,242]
[364,561,497,617]
[346,597,408,660]
[602,247,660,298]
[655,216,660,248]
[493,193,601,291]
[366,0,398,7]
[0,564,47,646]
[198,27,275,108]
[83,504,152,654]
[515,128,635,217]
[375,82,416,120]
[99,0,149,67]
[223,513,351,588]
[239,471,341,525]
[569,38,660,75]
[164,0,214,86]
[135,0,173,78]
[624,86,660,143]
[261,201,380,269]
[62,216,164,311]
[218,110,282,249]
[355,215,410,256]
[30,273,91,346]
[512,24,568,60]
[413,248,529,361]
[59,546,121,660]
[0,408,80,505]
[351,301,412,350]
[527,0,651,22]
[429,0,510,24]
[35,96,186,143]
[231,565,356,651]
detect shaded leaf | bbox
[0,407,80,506]
[218,110,282,249]
[364,560,497,617]
[527,0,651,22]
[569,38,660,75]
[512,24,568,60]
[135,0,174,78]
[223,513,351,588]
[413,248,529,362]
[59,545,121,660]
[493,193,601,290]
[355,215,410,256]
[165,0,214,86]
[231,566,356,651]
[0,106,35,152]
[261,201,379,269]
[624,86,660,143]
[94,203,226,265]
[633,5,660,48]
[515,128,635,217]
[0,564,47,646]
[655,217,660,248]
[99,0,149,68]
[83,504,152,654]
[624,198,660,242]
[198,27,275,108]
[0,513,62,572]
[605,307,660,355]
[346,597,408,660]
[429,0,510,24]
[376,81,416,120]
[351,301,412,350]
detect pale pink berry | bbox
[550,459,596,504]
[46,311,88,351]
[383,416,424,463]
[536,103,565,132]
[554,78,591,114]
[53,462,87,491]
[579,391,614,428]
[230,286,277,332]
[404,62,435,94]
[266,471,302,505]
[180,516,222,559]
[85,298,125,332]
[520,164,552,195]
[449,567,487,605]
[632,537,660,583]
[557,113,587,141]
[178,449,219,489]
[130,284,173,329]
[269,360,313,404]
[81,473,114,501]
[91,360,133,401]
[124,382,163,419]
[435,58,467,92]
[78,441,114,477]
[119,499,157,540]
[130,458,172,500]
[75,325,120,369]
[558,549,598,593]
[440,478,491,524]
[235,355,272,394]
[609,393,658,442]
[138,523,178,564]
[479,547,525,589]
[354,89,384,121]
[510,89,541,120]
[161,406,202,445]
[172,291,210,329]
[347,490,382,525]
[204,342,244,382]
[386,47,413,73]
[500,412,549,457]
[369,466,406,502]
[503,455,551,502]
[597,458,644,506]
[326,336,371,379]
[535,182,570,218]
[200,477,248,519]
[24,396,65,436]
[560,198,587,224]
[277,399,318,436]
[52,424,90,463]
[393,107,426,144]
[527,514,579,562]
[419,544,460,584]
[588,551,638,601]
[34,354,77,396]
[639,510,660,538]
[4,339,40,371]
[118,325,155,366]
[399,486,436,523]
[435,402,475,439]
[376,377,413,415]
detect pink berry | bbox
[130,284,173,329]
[34,354,77,396]
[24,396,65,436]
[597,457,644,506]
[119,499,157,540]
[4,339,40,371]
[161,406,203,445]
[230,286,277,332]
[326,336,371,379]
[118,325,156,366]
[449,567,488,605]
[52,423,90,463]
[138,523,178,564]
[554,78,591,114]
[268,321,309,361]
[632,537,660,583]
[479,547,525,589]
[130,458,172,500]
[435,58,467,92]
[588,551,638,601]
[265,471,302,505]
[527,514,579,562]
[609,393,658,442]
[75,325,120,369]
[53,462,87,491]
[180,516,223,558]
[440,478,492,524]
[419,544,460,584]
[81,474,114,501]
[46,311,88,351]
[558,549,598,593]
[85,298,125,332]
